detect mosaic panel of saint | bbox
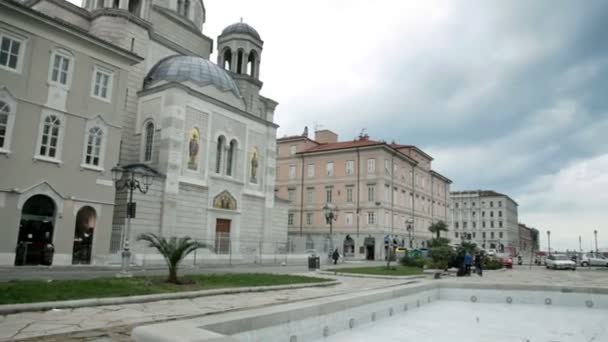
[188,128,200,170]
[250,147,259,183]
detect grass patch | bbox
[328,266,423,276]
[0,273,331,305]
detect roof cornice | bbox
[2,0,143,64]
[138,82,279,129]
[25,0,91,19]
[430,170,453,184]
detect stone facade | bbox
[0,0,140,265]
[276,130,452,260]
[450,190,519,255]
[0,0,286,265]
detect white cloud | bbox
[518,153,608,251]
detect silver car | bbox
[546,254,577,270]
[580,253,608,267]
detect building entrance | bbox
[72,206,96,264]
[364,237,375,260]
[15,195,56,266]
[215,219,231,254]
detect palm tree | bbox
[137,233,206,284]
[428,221,449,239]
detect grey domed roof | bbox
[221,22,261,40]
[144,55,240,96]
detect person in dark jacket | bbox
[464,252,473,276]
[332,248,340,265]
[475,252,484,276]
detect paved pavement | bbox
[2,265,608,341]
[0,273,414,341]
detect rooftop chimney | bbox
[315,129,338,144]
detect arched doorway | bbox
[15,195,56,266]
[72,206,96,264]
[364,237,375,260]
[343,235,355,257]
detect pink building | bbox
[276,129,452,260]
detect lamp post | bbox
[547,230,551,256]
[594,230,598,255]
[406,219,414,248]
[112,165,154,277]
[323,203,338,260]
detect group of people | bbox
[462,251,485,276]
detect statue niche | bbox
[213,191,237,210]
[188,128,200,170]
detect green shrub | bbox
[484,257,504,270]
[400,255,425,268]
[429,246,455,270]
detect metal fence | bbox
[123,234,344,267]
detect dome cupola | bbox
[217,19,263,80]
[144,55,240,96]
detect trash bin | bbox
[308,255,320,270]
[42,243,54,266]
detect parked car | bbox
[501,255,513,269]
[580,253,608,267]
[546,254,577,270]
[486,249,497,256]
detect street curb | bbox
[317,270,427,280]
[0,280,340,315]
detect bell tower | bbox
[217,20,265,113]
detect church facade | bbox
[0,0,287,265]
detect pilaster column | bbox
[119,0,128,9]
[231,53,238,73]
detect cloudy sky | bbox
[70,0,607,251]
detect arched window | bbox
[247,51,257,77]
[128,0,141,15]
[222,48,232,70]
[0,100,12,151]
[39,114,61,158]
[226,139,237,176]
[144,121,154,162]
[84,126,104,167]
[236,50,244,74]
[215,135,225,174]
[177,0,190,16]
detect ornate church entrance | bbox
[15,195,56,266]
[72,206,96,264]
[215,219,231,254]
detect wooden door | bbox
[215,219,231,254]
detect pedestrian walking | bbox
[332,248,340,265]
[464,252,472,276]
[475,252,484,276]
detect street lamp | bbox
[547,230,551,256]
[594,230,598,255]
[112,165,155,276]
[405,219,414,248]
[323,203,338,259]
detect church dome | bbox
[221,22,261,40]
[144,55,241,96]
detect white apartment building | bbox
[450,190,519,255]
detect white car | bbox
[486,249,497,256]
[580,253,608,267]
[546,254,576,270]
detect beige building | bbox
[276,129,452,260]
[0,0,140,265]
[450,190,519,255]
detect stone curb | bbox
[317,270,427,280]
[0,280,340,315]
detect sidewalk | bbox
[0,273,416,341]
